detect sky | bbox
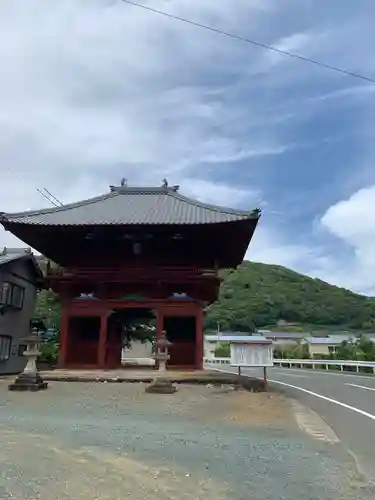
[1,0,375,295]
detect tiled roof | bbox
[205,334,270,343]
[205,334,256,342]
[0,184,261,226]
[0,254,20,266]
[306,335,375,344]
[264,331,311,339]
[0,249,43,278]
[2,247,31,254]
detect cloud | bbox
[319,186,375,294]
[321,186,375,245]
[0,0,287,239]
[1,0,375,297]
[246,226,318,269]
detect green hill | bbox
[205,261,375,332]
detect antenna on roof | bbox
[121,178,127,187]
[36,188,60,207]
[43,187,63,206]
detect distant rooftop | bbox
[0,247,43,278]
[1,246,32,255]
[263,331,311,339]
[305,334,375,345]
[0,180,261,227]
[205,334,269,343]
[0,246,31,266]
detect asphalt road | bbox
[223,365,375,483]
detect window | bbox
[0,282,25,309]
[0,282,10,305]
[328,346,338,354]
[11,285,24,308]
[0,335,12,361]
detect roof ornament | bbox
[161,179,179,192]
[110,178,128,192]
[1,246,31,255]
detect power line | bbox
[4,164,62,208]
[120,0,375,84]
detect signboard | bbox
[230,343,273,367]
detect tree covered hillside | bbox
[205,261,375,332]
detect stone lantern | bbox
[9,327,48,391]
[146,331,176,394]
[153,331,172,371]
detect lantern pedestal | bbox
[8,372,48,391]
[145,377,177,394]
[9,330,48,392]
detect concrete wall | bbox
[204,340,217,360]
[121,341,154,366]
[0,259,38,375]
[121,340,153,361]
[308,344,331,356]
[272,339,300,347]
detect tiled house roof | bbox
[0,248,43,279]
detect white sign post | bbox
[229,338,273,389]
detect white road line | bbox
[346,383,375,392]
[210,367,375,422]
[269,379,375,421]
[271,367,375,380]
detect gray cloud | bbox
[1,0,375,295]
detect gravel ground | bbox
[0,380,372,500]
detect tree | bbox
[122,321,156,349]
[281,340,311,360]
[34,290,61,329]
[355,334,375,360]
[39,330,60,365]
[336,340,357,360]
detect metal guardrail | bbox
[273,358,375,374]
[204,357,375,374]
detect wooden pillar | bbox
[58,306,69,368]
[195,306,204,370]
[98,311,108,368]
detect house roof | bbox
[205,334,267,342]
[0,248,44,280]
[0,183,261,227]
[305,335,375,345]
[264,331,311,339]
[230,337,273,345]
[205,334,271,345]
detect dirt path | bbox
[0,381,371,499]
